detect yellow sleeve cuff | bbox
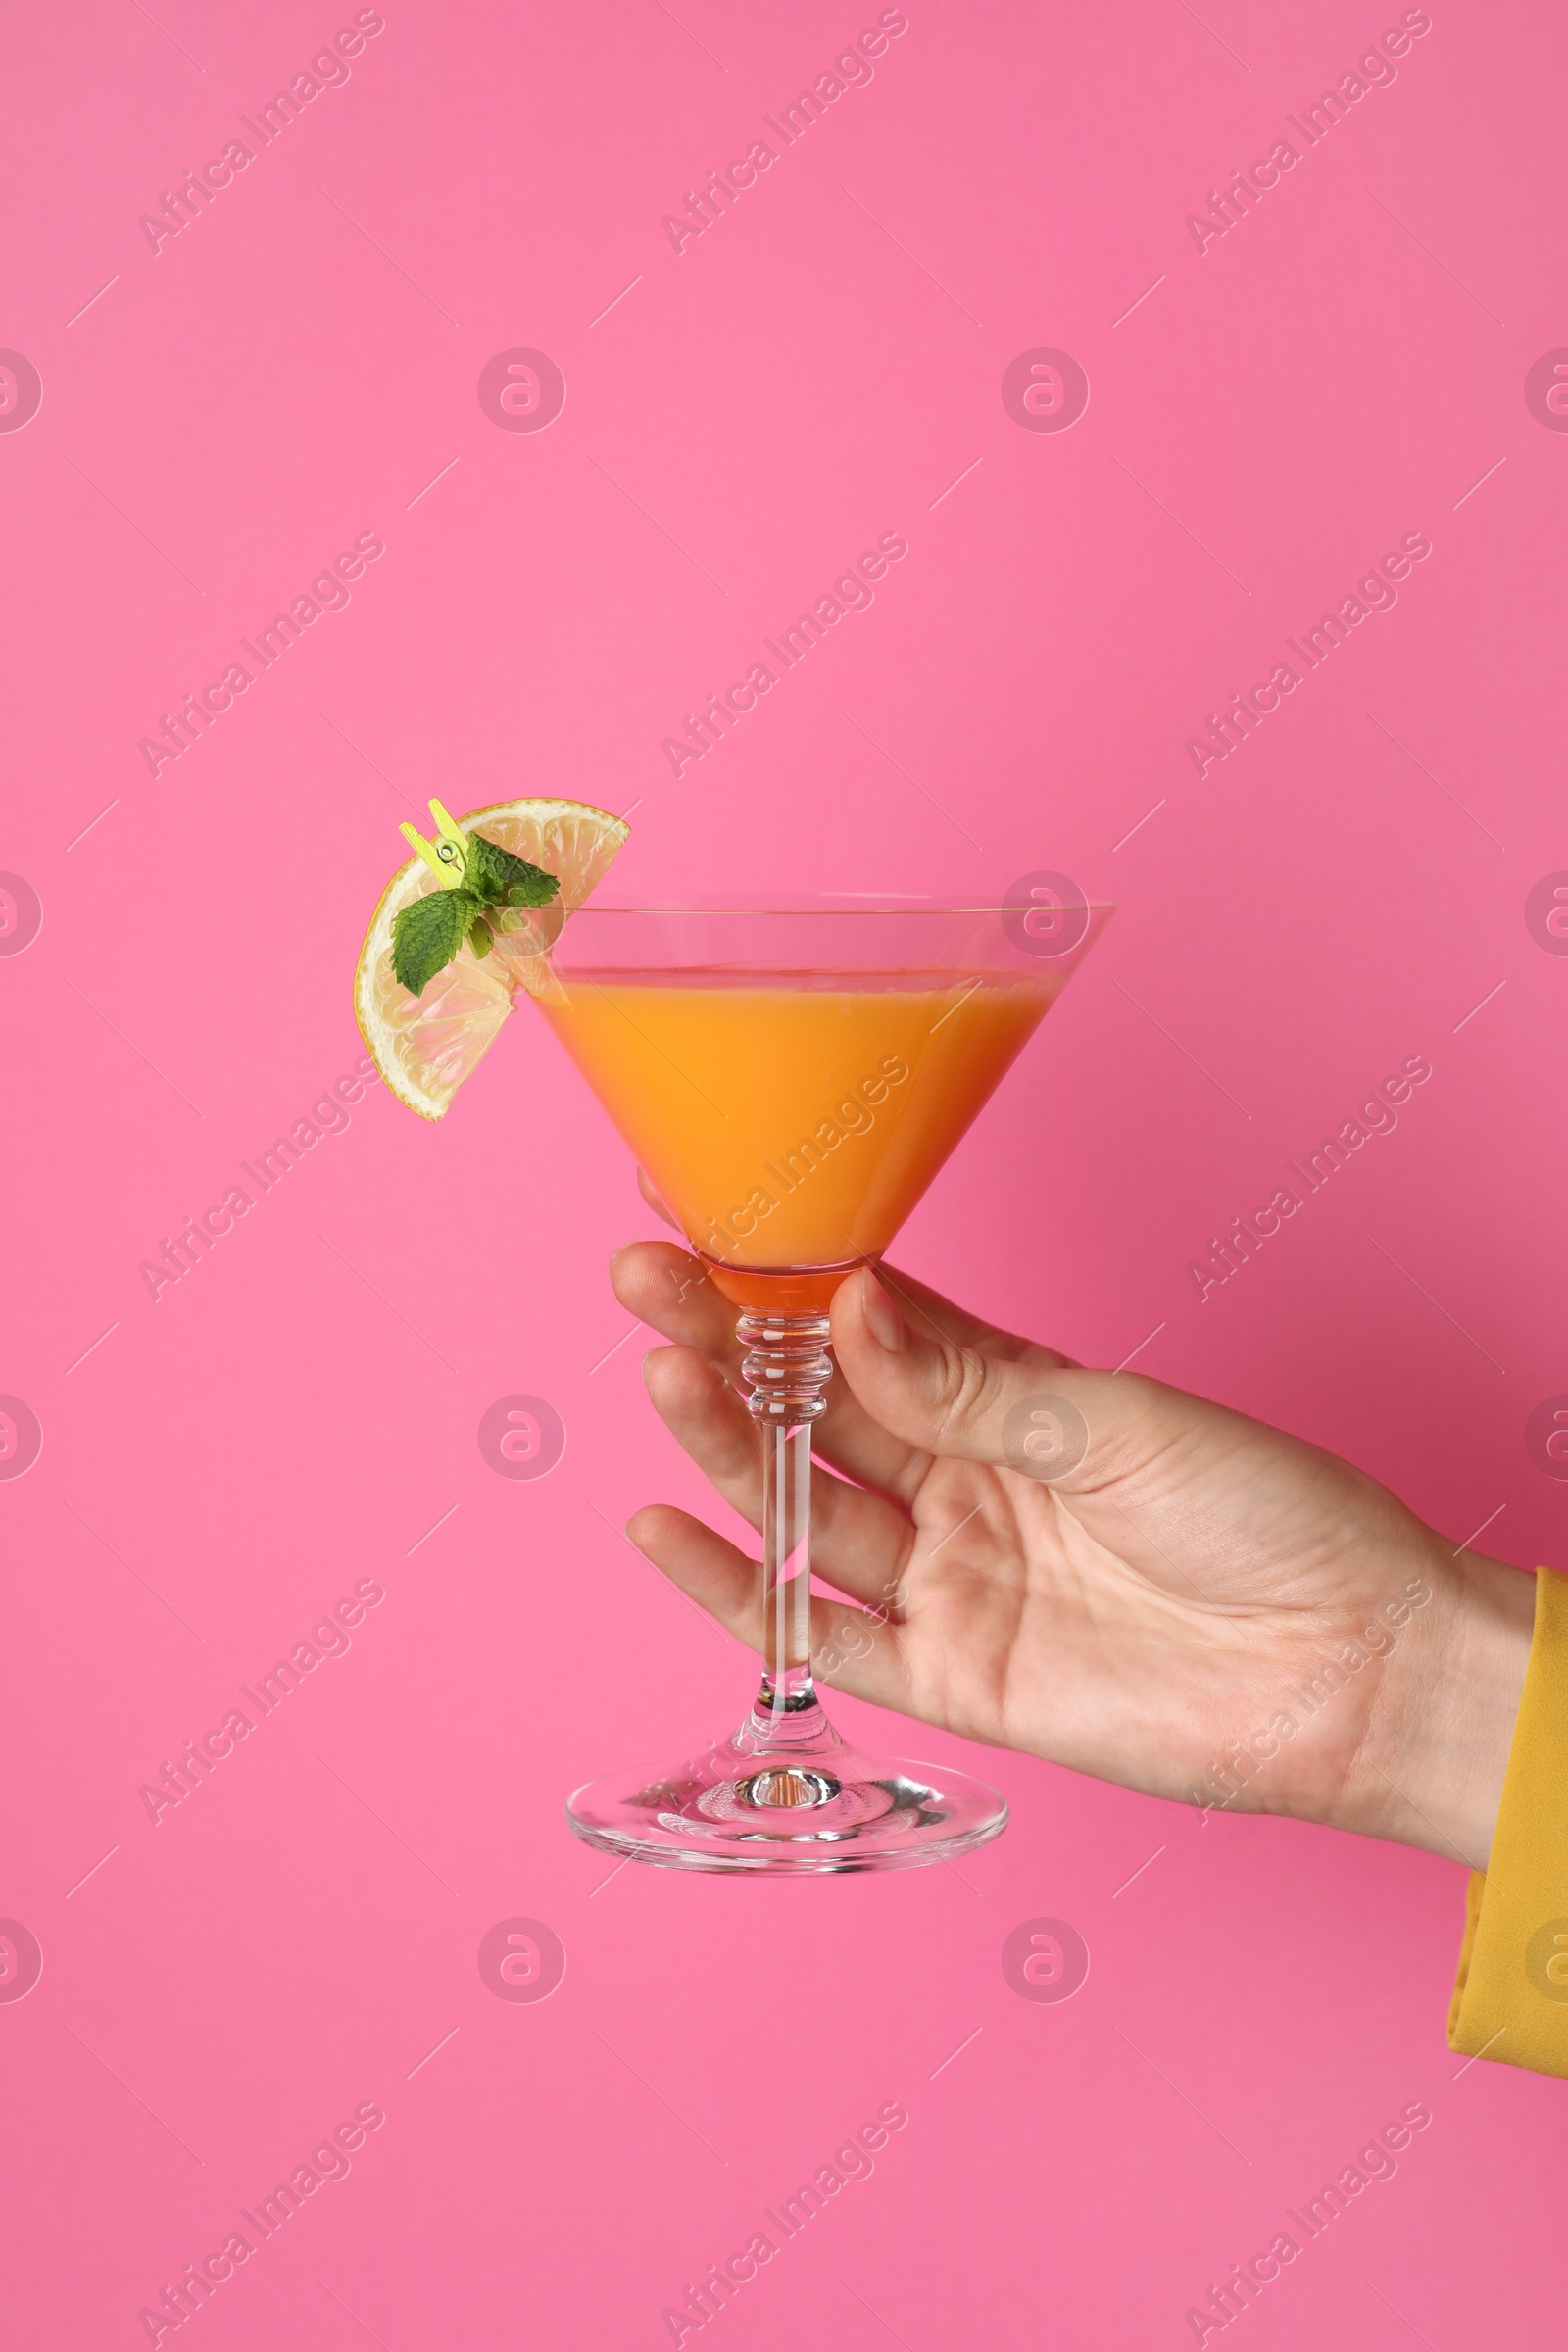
[1449,1565,1568,2076]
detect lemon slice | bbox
[355,796,628,1119]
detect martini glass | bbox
[529,899,1112,1873]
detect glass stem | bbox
[739,1310,832,1734]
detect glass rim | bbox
[552,902,1119,916]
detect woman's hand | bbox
[610,1240,1533,1868]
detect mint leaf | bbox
[469,915,494,958]
[467,832,560,908]
[392,889,480,995]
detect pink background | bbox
[3,0,1566,2343]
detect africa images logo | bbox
[1183,12,1434,258]
[477,1396,566,1480]
[0,1397,44,1482]
[476,350,566,433]
[1001,1918,1090,2002]
[661,12,910,255]
[0,1920,44,2004]
[1524,351,1568,431]
[0,351,42,432]
[476,1919,566,2002]
[0,873,42,955]
[1000,350,1090,433]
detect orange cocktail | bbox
[526,901,1111,1874]
[534,970,1058,1301]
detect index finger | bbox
[610,1240,930,1501]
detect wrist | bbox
[1363,1548,1534,1869]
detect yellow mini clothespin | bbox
[399,799,469,887]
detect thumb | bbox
[832,1266,1147,1489]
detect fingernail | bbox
[860,1267,906,1351]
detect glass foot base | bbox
[565,1703,1007,1875]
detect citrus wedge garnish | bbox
[355,796,628,1119]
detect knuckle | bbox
[929,1342,1000,1443]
